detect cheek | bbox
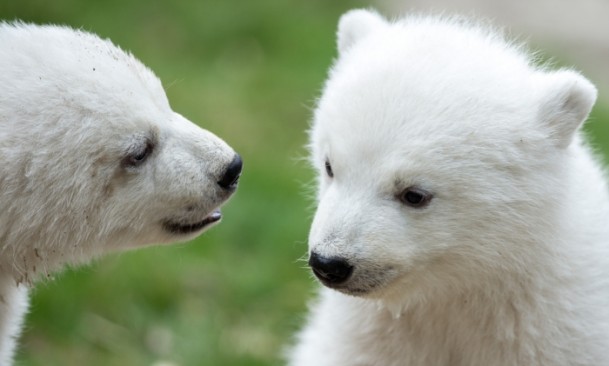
[358,208,452,267]
[362,213,414,255]
[104,182,157,219]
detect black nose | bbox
[309,251,353,285]
[217,154,242,190]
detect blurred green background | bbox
[1,1,608,365]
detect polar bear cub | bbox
[0,23,242,364]
[289,9,609,366]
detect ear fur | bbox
[537,70,597,148]
[337,9,387,55]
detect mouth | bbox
[318,270,397,297]
[163,209,222,235]
[325,282,379,296]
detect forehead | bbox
[312,20,538,164]
[11,24,170,113]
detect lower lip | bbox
[163,210,222,235]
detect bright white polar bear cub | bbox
[0,23,242,364]
[290,9,609,366]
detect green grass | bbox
[1,1,608,365]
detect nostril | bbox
[217,154,242,189]
[308,251,353,285]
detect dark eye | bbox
[399,187,432,208]
[325,159,334,178]
[124,139,154,167]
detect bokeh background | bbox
[1,1,607,365]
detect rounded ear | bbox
[337,9,387,55]
[536,70,597,148]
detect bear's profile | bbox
[0,23,242,364]
[290,9,609,366]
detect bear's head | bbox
[306,10,597,310]
[0,23,241,281]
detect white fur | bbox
[0,23,239,364]
[289,9,609,366]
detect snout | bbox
[309,251,353,286]
[217,154,242,190]
[161,153,241,237]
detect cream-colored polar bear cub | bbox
[290,9,609,366]
[0,23,242,364]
